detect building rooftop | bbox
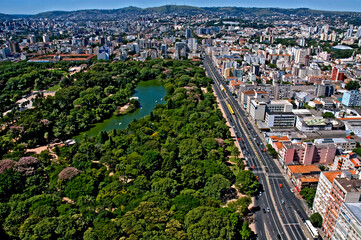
[344,202,361,223]
[303,117,327,126]
[335,177,361,192]
[292,109,312,115]
[288,165,321,175]
[323,171,356,183]
[314,138,355,145]
[300,177,319,183]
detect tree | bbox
[240,221,252,240]
[310,213,323,228]
[203,174,231,200]
[322,112,335,118]
[346,80,360,90]
[151,177,179,197]
[228,196,251,216]
[184,206,237,240]
[300,187,316,207]
[64,174,94,201]
[236,170,260,196]
[58,167,80,181]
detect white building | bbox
[332,202,361,240]
[313,171,356,218]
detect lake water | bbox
[73,79,166,141]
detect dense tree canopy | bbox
[0,59,256,239]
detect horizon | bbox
[1,0,361,15]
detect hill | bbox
[1,5,360,20]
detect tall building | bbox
[252,63,260,76]
[347,28,353,38]
[331,67,345,81]
[9,42,20,54]
[313,171,356,218]
[42,34,50,43]
[161,44,167,56]
[28,35,36,44]
[332,202,361,240]
[295,49,307,64]
[186,28,192,38]
[356,27,361,38]
[323,174,361,238]
[315,80,335,97]
[342,90,361,107]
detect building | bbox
[314,138,356,152]
[161,44,167,56]
[296,116,332,132]
[9,42,20,54]
[315,80,335,97]
[240,90,256,107]
[287,165,321,192]
[295,49,308,64]
[332,152,361,171]
[28,35,36,44]
[186,28,192,38]
[265,112,296,128]
[249,99,267,120]
[332,202,361,240]
[267,100,293,113]
[323,174,361,238]
[279,142,337,166]
[42,33,50,43]
[332,67,345,81]
[342,90,361,107]
[313,171,357,218]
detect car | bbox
[290,188,294,193]
[266,207,270,212]
[262,208,266,213]
[281,199,285,205]
[277,234,281,239]
[279,184,283,188]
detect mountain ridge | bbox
[0,5,360,20]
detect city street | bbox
[203,52,309,240]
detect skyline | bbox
[1,0,361,15]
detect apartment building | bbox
[342,90,361,107]
[332,202,361,240]
[323,174,361,238]
[279,142,337,166]
[313,171,356,218]
[313,138,357,152]
[332,152,361,171]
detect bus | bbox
[305,220,319,239]
[227,104,234,114]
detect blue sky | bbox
[1,0,361,14]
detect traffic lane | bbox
[270,178,306,240]
[205,56,307,238]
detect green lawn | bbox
[47,84,61,91]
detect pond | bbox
[73,79,166,141]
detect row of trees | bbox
[0,60,256,239]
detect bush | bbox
[310,212,323,228]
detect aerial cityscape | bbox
[1,2,361,240]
